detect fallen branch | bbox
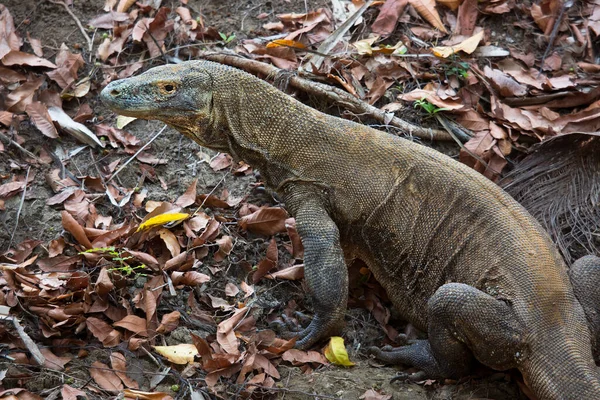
[13,317,45,366]
[200,52,454,141]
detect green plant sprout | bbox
[414,97,451,115]
[219,32,236,44]
[447,61,470,79]
[80,247,147,278]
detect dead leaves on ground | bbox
[1,0,599,399]
[0,171,313,396]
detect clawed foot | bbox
[369,340,443,378]
[390,371,427,383]
[269,311,344,349]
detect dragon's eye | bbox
[158,82,177,94]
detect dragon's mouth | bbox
[100,80,155,118]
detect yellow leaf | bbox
[409,0,448,33]
[137,212,189,232]
[116,115,137,129]
[324,336,355,367]
[266,39,307,49]
[153,344,198,365]
[431,30,484,58]
[351,35,379,55]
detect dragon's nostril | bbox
[110,89,120,96]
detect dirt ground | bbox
[0,0,547,399]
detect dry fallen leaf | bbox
[25,101,58,138]
[137,212,189,231]
[110,352,139,389]
[266,264,304,280]
[360,388,392,400]
[238,207,288,236]
[324,336,355,366]
[153,343,198,364]
[409,0,448,33]
[123,389,174,400]
[90,360,124,392]
[48,106,105,148]
[431,30,484,58]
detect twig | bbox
[201,52,454,141]
[435,115,493,172]
[304,0,374,71]
[48,0,93,55]
[539,0,570,73]
[8,166,30,250]
[0,131,42,162]
[108,124,168,182]
[12,317,45,366]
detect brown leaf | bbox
[360,389,392,400]
[114,315,148,336]
[175,178,197,207]
[61,384,88,400]
[196,193,231,209]
[157,310,180,334]
[267,264,304,280]
[253,238,278,283]
[213,235,233,262]
[90,360,124,392]
[191,333,213,363]
[48,238,66,257]
[116,0,136,12]
[217,307,248,354]
[1,50,56,68]
[371,0,408,36]
[408,0,448,33]
[0,66,26,84]
[281,349,328,365]
[209,153,232,171]
[484,66,527,97]
[238,207,288,236]
[5,76,44,113]
[455,0,478,36]
[26,32,43,57]
[158,228,180,258]
[0,5,22,54]
[225,282,239,297]
[123,389,174,400]
[170,271,210,286]
[61,211,92,249]
[25,101,58,138]
[0,180,25,198]
[41,347,71,370]
[110,352,139,389]
[95,267,114,296]
[86,317,121,347]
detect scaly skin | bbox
[101,60,600,399]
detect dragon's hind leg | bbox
[371,283,522,378]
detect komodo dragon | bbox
[101,60,600,399]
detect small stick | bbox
[0,131,42,162]
[108,124,168,182]
[48,0,93,55]
[8,166,30,250]
[201,52,454,141]
[12,317,46,366]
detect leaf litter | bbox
[0,0,597,399]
